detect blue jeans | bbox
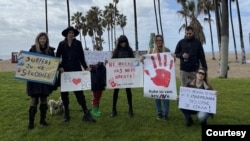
[155,99,169,116]
[181,109,210,123]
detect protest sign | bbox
[106,58,143,88]
[143,52,177,100]
[84,51,112,65]
[60,71,91,92]
[178,86,217,114]
[15,50,59,85]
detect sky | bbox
[0,0,250,60]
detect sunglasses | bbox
[198,72,205,76]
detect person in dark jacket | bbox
[110,35,135,118]
[90,61,106,117]
[56,26,95,123]
[27,32,55,130]
[175,26,207,86]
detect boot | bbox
[28,106,37,130]
[97,105,101,114]
[83,110,96,123]
[186,117,194,127]
[63,109,70,122]
[91,106,101,117]
[128,107,134,118]
[110,108,117,117]
[39,104,48,126]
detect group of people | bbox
[25,25,216,130]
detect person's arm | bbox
[198,42,208,70]
[174,41,183,59]
[78,41,88,70]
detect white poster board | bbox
[143,53,177,100]
[106,58,143,88]
[84,51,112,65]
[60,71,91,92]
[178,87,217,114]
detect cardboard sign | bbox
[178,87,217,114]
[15,50,59,85]
[60,71,91,92]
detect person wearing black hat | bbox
[56,26,95,123]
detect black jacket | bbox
[175,37,207,72]
[56,39,88,71]
[26,45,55,97]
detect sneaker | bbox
[110,111,117,118]
[156,113,163,120]
[83,112,96,123]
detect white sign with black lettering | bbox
[178,87,217,114]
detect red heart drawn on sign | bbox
[72,78,81,85]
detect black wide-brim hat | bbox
[62,26,79,37]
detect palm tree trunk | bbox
[220,0,229,78]
[45,0,48,34]
[214,0,222,60]
[235,0,246,64]
[208,9,215,60]
[229,0,238,62]
[66,0,70,27]
[134,0,139,52]
[157,0,164,40]
[153,0,159,34]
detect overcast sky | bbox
[0,0,250,59]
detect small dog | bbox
[48,97,64,115]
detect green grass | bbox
[0,72,250,141]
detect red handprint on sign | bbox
[144,53,174,87]
[108,78,116,88]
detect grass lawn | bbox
[0,72,250,141]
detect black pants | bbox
[61,91,88,111]
[112,88,132,110]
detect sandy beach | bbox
[1,53,250,78]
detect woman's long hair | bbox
[151,34,167,53]
[34,32,50,54]
[191,67,213,89]
[112,35,133,58]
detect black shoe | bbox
[186,117,193,127]
[28,123,34,130]
[83,113,96,123]
[156,113,163,120]
[200,121,207,126]
[110,111,117,117]
[128,111,134,118]
[164,115,168,121]
[40,120,48,126]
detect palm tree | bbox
[66,0,70,27]
[45,0,48,33]
[219,0,229,78]
[235,0,246,64]
[229,0,238,62]
[202,0,216,60]
[81,16,89,50]
[134,0,139,52]
[153,0,159,34]
[177,0,188,32]
[116,14,127,35]
[103,3,116,51]
[86,6,103,51]
[113,0,119,42]
[71,12,83,42]
[157,0,164,40]
[214,0,222,60]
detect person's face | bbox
[196,70,206,80]
[185,29,194,39]
[155,37,163,47]
[39,36,47,47]
[120,40,127,47]
[67,30,75,39]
